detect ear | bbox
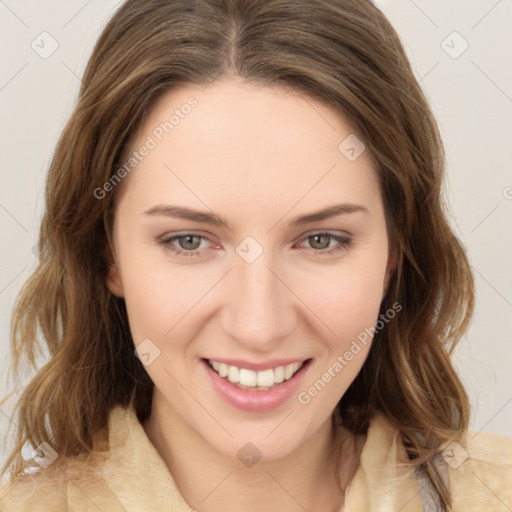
[104,245,125,297]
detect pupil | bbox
[312,234,329,249]
[182,235,198,250]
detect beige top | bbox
[1,403,511,511]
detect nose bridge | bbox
[222,249,295,348]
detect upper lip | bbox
[203,357,311,372]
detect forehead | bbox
[115,77,381,220]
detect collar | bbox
[101,401,423,512]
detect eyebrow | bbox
[143,203,369,228]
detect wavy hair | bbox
[1,0,474,509]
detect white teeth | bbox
[284,363,295,380]
[227,365,239,383]
[208,359,305,390]
[239,368,257,387]
[257,369,274,387]
[218,362,228,378]
[274,366,285,384]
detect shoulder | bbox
[447,428,512,511]
[0,405,138,512]
[1,460,73,511]
[0,452,118,512]
[365,413,512,511]
[0,403,173,512]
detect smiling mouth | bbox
[205,358,312,391]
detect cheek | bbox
[301,256,387,342]
[119,255,207,345]
[294,266,385,410]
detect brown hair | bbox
[1,0,473,509]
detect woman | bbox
[1,1,511,511]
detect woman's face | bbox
[107,77,393,461]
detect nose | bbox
[221,250,297,352]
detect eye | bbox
[157,233,210,257]
[296,232,352,256]
[156,231,352,258]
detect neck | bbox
[142,394,365,512]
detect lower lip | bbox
[202,359,311,413]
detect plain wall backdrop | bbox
[1,0,511,468]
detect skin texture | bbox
[106,76,395,512]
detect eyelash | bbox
[157,232,352,258]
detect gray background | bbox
[1,0,511,468]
